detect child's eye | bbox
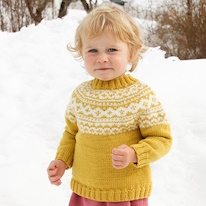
[108,48,117,52]
[88,49,98,53]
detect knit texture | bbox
[55,74,172,202]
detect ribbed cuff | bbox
[130,144,149,168]
[55,150,74,169]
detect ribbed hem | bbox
[91,74,137,90]
[70,179,152,202]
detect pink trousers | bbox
[69,193,148,206]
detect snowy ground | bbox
[0,9,206,206]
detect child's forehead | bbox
[82,33,128,50]
[82,30,121,43]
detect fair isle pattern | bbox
[65,80,168,135]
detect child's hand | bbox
[112,144,137,169]
[47,160,67,186]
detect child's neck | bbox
[91,74,137,90]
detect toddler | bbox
[47,5,172,206]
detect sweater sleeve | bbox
[55,96,78,169]
[130,87,172,168]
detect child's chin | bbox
[99,76,113,81]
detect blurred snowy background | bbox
[0,1,206,206]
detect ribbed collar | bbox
[91,74,137,90]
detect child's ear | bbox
[129,47,138,62]
[128,46,134,61]
[79,49,83,57]
[129,51,134,62]
[129,55,133,62]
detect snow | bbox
[0,9,206,206]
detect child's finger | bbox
[112,159,123,167]
[117,144,127,149]
[51,178,62,186]
[112,148,124,156]
[112,160,124,169]
[48,168,58,177]
[112,148,122,155]
[47,161,57,171]
[49,174,61,182]
[111,153,123,161]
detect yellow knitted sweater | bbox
[55,74,172,202]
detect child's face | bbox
[82,32,130,81]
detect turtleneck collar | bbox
[91,74,137,90]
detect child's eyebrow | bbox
[84,46,95,50]
[109,44,120,48]
[84,43,121,49]
[84,43,95,48]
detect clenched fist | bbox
[112,144,137,169]
[47,160,67,186]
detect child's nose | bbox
[97,53,109,63]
